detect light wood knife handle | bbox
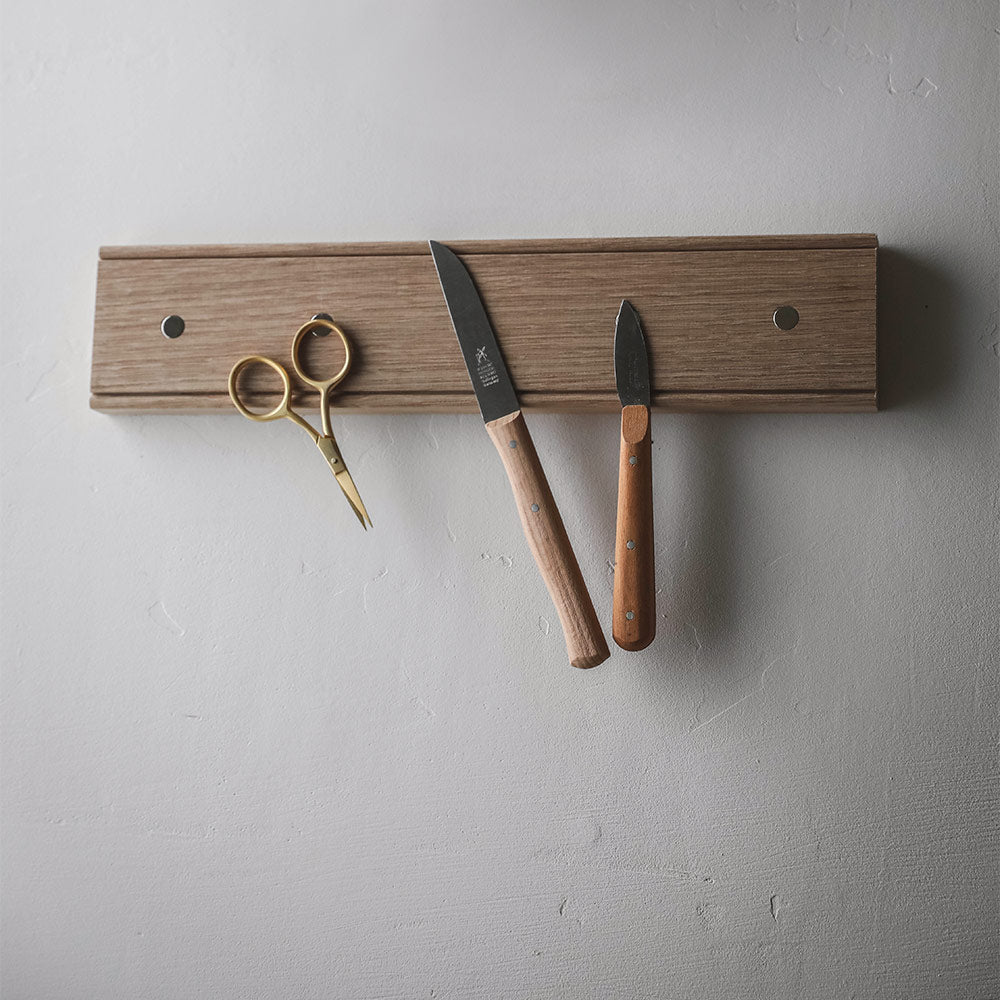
[486,411,610,669]
[613,405,655,650]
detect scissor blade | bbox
[315,436,371,529]
[335,469,372,530]
[614,299,651,407]
[429,240,520,424]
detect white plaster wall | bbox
[2,1,997,996]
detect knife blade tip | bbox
[616,299,639,332]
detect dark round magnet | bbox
[161,315,185,339]
[773,306,800,331]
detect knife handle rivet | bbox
[626,611,635,621]
[626,540,636,550]
[629,455,637,466]
[530,503,539,512]
[508,440,517,449]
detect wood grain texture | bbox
[613,405,655,651]
[485,411,610,669]
[90,236,877,413]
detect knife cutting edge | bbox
[429,240,610,669]
[613,299,655,650]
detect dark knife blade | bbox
[427,239,610,670]
[429,240,520,423]
[614,299,651,407]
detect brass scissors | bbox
[228,317,372,529]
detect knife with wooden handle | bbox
[612,300,655,651]
[429,241,610,669]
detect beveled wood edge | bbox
[91,390,879,414]
[99,234,878,260]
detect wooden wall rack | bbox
[90,235,877,414]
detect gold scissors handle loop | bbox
[291,317,352,439]
[228,355,319,441]
[291,317,352,390]
[228,355,293,422]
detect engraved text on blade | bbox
[476,347,499,388]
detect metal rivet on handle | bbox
[626,611,635,621]
[509,441,517,449]
[629,455,637,466]
[773,306,800,331]
[626,540,636,550]
[161,315,184,339]
[530,503,539,512]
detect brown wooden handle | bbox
[485,411,610,669]
[613,405,655,650]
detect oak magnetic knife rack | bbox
[90,235,878,414]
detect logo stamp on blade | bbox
[628,352,642,392]
[475,346,499,388]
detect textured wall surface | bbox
[2,1,997,997]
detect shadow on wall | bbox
[627,247,958,694]
[877,246,957,410]
[654,416,756,669]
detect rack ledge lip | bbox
[90,390,879,415]
[99,233,879,260]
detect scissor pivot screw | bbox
[161,315,184,339]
